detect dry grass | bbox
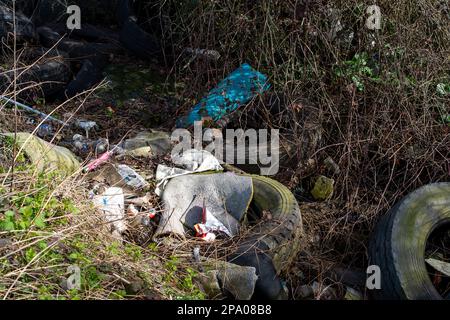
[0,0,449,299]
[150,0,449,297]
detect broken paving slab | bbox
[2,132,80,175]
[196,259,258,300]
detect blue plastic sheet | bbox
[176,63,270,128]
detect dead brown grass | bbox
[0,0,449,300]
[153,0,450,298]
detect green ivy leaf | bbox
[19,206,34,218]
[5,210,15,218]
[25,248,36,263]
[34,216,46,229]
[18,220,29,230]
[1,220,15,231]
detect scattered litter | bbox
[37,123,53,138]
[193,246,201,263]
[176,63,270,128]
[118,131,171,159]
[148,208,156,219]
[194,201,233,241]
[83,151,113,173]
[192,246,204,273]
[126,193,152,207]
[1,132,80,174]
[324,156,341,175]
[0,95,65,125]
[155,149,223,195]
[88,183,104,199]
[73,134,84,142]
[127,204,154,227]
[72,134,89,153]
[127,204,140,217]
[117,164,149,190]
[72,135,109,155]
[426,258,450,277]
[311,175,335,201]
[184,48,221,61]
[173,149,223,172]
[94,138,109,154]
[155,171,252,239]
[436,83,449,96]
[327,8,343,40]
[93,187,126,234]
[75,119,97,138]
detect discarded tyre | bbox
[228,174,303,300]
[64,59,104,98]
[0,4,37,43]
[369,182,450,300]
[32,0,121,27]
[0,50,70,99]
[37,26,121,62]
[28,57,71,97]
[120,16,160,59]
[31,0,67,26]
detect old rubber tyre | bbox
[29,58,71,96]
[63,59,104,98]
[32,0,121,26]
[37,26,121,63]
[228,173,303,300]
[119,16,160,59]
[0,4,37,42]
[0,50,70,98]
[369,182,450,300]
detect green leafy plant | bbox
[334,52,378,91]
[0,172,77,232]
[124,244,143,261]
[0,210,15,231]
[436,82,450,96]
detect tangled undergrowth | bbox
[0,0,449,300]
[150,0,450,297]
[0,140,209,299]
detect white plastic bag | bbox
[93,187,126,234]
